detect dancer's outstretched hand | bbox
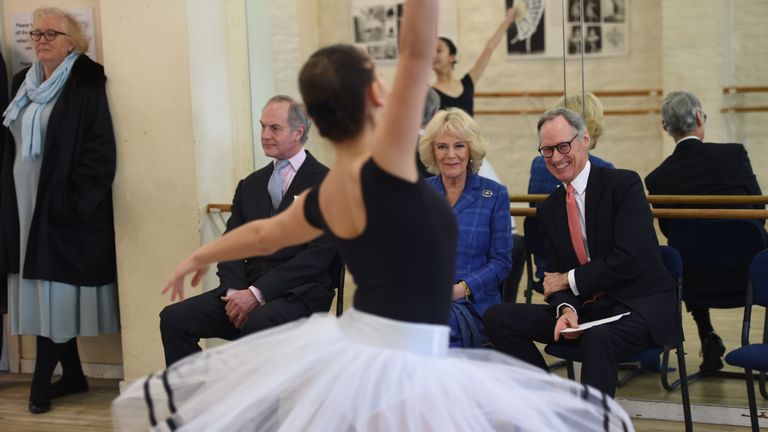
[161,254,210,302]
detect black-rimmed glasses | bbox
[30,30,68,41]
[538,134,579,158]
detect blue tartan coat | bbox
[426,173,512,346]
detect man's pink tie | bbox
[566,183,588,265]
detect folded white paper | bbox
[560,312,631,333]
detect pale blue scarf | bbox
[3,52,79,160]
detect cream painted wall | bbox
[728,0,768,193]
[100,0,202,381]
[0,0,121,370]
[265,0,332,166]
[187,0,255,295]
[246,0,276,169]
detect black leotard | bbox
[433,74,475,116]
[304,158,457,325]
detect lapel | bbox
[277,151,321,212]
[452,174,483,215]
[584,166,603,256]
[254,162,275,218]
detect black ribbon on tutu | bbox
[142,369,180,430]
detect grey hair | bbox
[422,87,441,127]
[418,108,487,175]
[660,91,702,138]
[537,108,587,141]
[265,95,312,144]
[33,7,89,53]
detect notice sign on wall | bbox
[10,7,97,74]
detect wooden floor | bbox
[0,373,115,431]
[0,371,757,431]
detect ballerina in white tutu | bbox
[112,1,635,430]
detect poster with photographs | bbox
[566,0,628,56]
[352,2,402,61]
[351,0,458,63]
[507,0,628,59]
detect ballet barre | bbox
[508,195,768,219]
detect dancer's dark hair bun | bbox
[299,44,375,142]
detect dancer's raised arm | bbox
[467,6,516,84]
[371,0,438,181]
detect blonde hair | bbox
[418,108,487,175]
[33,7,89,54]
[552,92,604,148]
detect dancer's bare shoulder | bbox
[320,154,369,240]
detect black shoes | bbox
[28,399,51,414]
[49,377,89,399]
[28,378,89,414]
[699,332,726,373]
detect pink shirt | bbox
[278,149,307,195]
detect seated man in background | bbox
[160,95,336,366]
[645,90,767,373]
[485,108,677,396]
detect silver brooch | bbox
[481,189,493,197]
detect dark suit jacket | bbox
[215,151,335,311]
[538,167,677,346]
[645,138,766,235]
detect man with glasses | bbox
[645,91,767,373]
[484,108,677,397]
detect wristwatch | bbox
[459,280,471,300]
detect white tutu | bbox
[112,309,634,431]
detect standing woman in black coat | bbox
[0,7,118,414]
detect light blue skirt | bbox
[8,275,120,343]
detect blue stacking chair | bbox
[663,219,767,386]
[725,249,768,432]
[544,246,692,431]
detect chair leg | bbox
[524,284,533,304]
[759,371,767,400]
[745,368,760,432]
[661,348,674,391]
[617,362,646,388]
[566,361,575,381]
[674,343,693,432]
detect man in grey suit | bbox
[160,95,335,366]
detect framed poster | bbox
[352,3,401,61]
[506,0,629,59]
[351,0,458,63]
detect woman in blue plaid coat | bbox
[420,108,512,347]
